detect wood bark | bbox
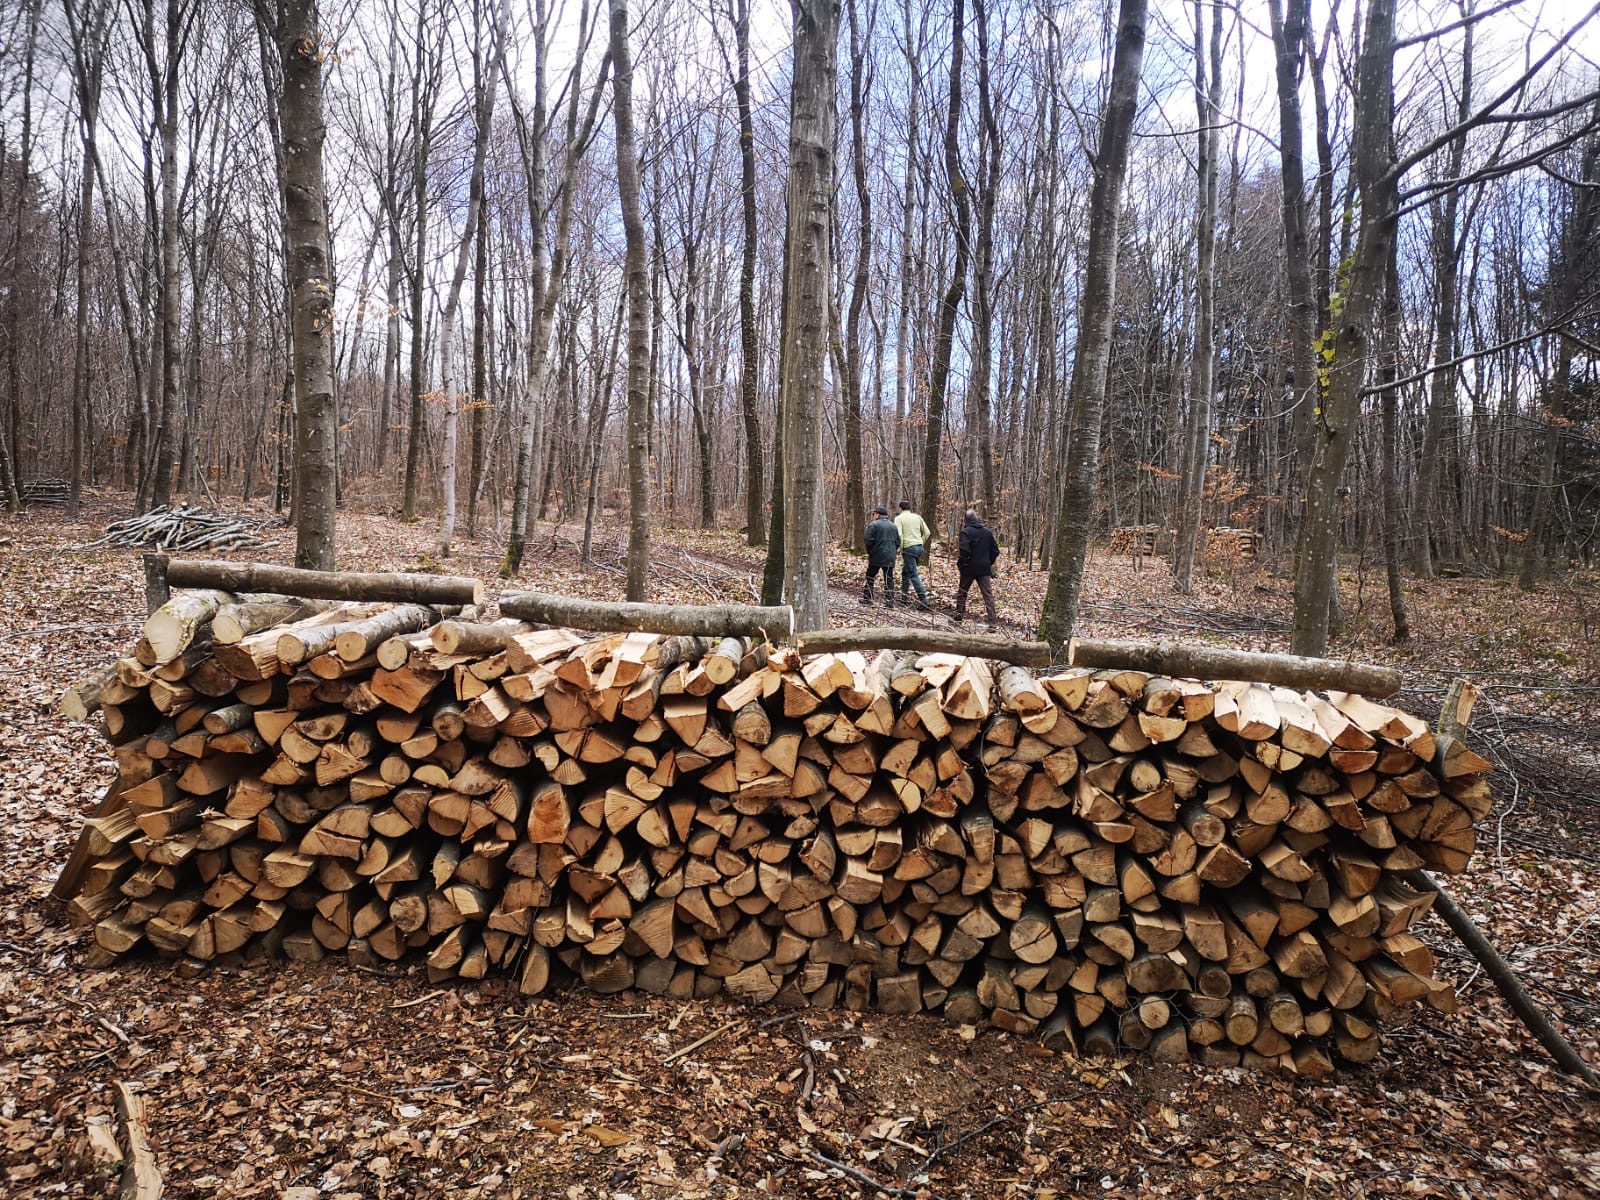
[731,0,764,546]
[611,0,652,601]
[919,0,971,536]
[162,558,483,604]
[1291,0,1398,656]
[1068,637,1401,697]
[269,0,339,571]
[1173,0,1221,594]
[778,0,839,630]
[1036,0,1147,650]
[500,592,792,639]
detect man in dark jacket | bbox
[863,506,900,606]
[954,508,1000,630]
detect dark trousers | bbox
[900,545,928,604]
[954,572,995,624]
[863,561,895,601]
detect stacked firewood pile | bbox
[57,590,1493,1073]
[1206,527,1261,564]
[1108,525,1163,557]
[21,477,69,506]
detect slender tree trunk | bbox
[842,0,872,550]
[611,0,652,601]
[969,0,1000,518]
[467,144,491,539]
[779,0,839,630]
[264,0,339,570]
[732,0,764,546]
[147,0,183,510]
[893,0,922,508]
[920,0,970,535]
[1415,6,1475,578]
[1379,245,1411,641]
[1520,128,1600,588]
[1267,0,1317,498]
[1037,0,1147,650]
[1292,0,1398,655]
[401,2,438,523]
[379,220,401,470]
[436,0,501,557]
[65,0,108,513]
[1174,0,1222,593]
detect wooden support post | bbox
[142,553,170,616]
[1403,869,1597,1085]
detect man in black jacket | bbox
[863,506,899,606]
[954,508,999,630]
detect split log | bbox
[114,1081,163,1200]
[143,590,231,664]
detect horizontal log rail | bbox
[795,627,1052,667]
[155,556,485,606]
[499,591,794,640]
[1069,637,1402,698]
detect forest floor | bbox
[2,489,1598,1200]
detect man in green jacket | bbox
[895,500,931,610]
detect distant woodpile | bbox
[1206,526,1261,564]
[1108,524,1163,557]
[1108,526,1262,566]
[55,583,1493,1074]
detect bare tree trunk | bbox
[436,0,501,557]
[400,1,441,523]
[780,0,839,630]
[611,0,652,601]
[1416,7,1475,578]
[731,0,764,546]
[841,0,872,550]
[1292,0,1398,655]
[251,0,338,569]
[1037,0,1147,650]
[65,0,110,513]
[146,0,184,511]
[968,0,1000,518]
[892,0,924,508]
[919,0,971,535]
[503,2,607,575]
[1174,0,1222,593]
[379,220,401,471]
[1380,245,1411,641]
[1266,0,1317,496]
[1520,126,1600,588]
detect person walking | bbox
[894,500,932,610]
[863,506,900,607]
[954,508,1000,630]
